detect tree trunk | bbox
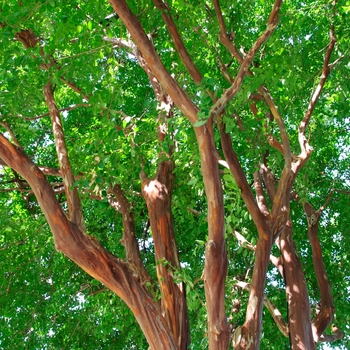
[141,160,190,349]
[281,221,316,350]
[195,125,230,350]
[232,235,273,349]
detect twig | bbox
[14,104,90,121]
[0,122,21,147]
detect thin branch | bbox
[108,184,153,286]
[234,280,289,337]
[0,122,21,147]
[14,104,90,121]
[268,135,284,155]
[0,187,31,193]
[219,124,270,240]
[210,0,283,119]
[108,0,199,124]
[233,230,283,276]
[318,325,343,343]
[102,36,134,51]
[318,189,334,213]
[212,0,243,64]
[152,0,202,84]
[298,26,337,163]
[259,87,291,168]
[59,77,90,101]
[43,82,85,231]
[0,237,29,251]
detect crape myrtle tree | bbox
[0,0,349,349]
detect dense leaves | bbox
[0,0,349,349]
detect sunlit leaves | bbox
[0,0,349,348]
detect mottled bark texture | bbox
[141,160,190,349]
[0,134,178,350]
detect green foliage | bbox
[0,0,349,348]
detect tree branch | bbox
[212,0,244,64]
[219,125,270,240]
[0,132,178,350]
[298,25,336,165]
[233,230,283,277]
[0,122,21,147]
[302,200,336,342]
[210,0,283,119]
[253,171,269,217]
[109,184,153,287]
[152,0,202,84]
[10,104,90,121]
[43,82,85,231]
[108,0,199,124]
[318,325,344,343]
[234,280,289,337]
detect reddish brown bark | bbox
[152,0,202,84]
[0,133,178,350]
[232,236,273,349]
[141,160,190,349]
[43,82,85,231]
[109,184,153,287]
[280,221,315,349]
[108,0,198,125]
[195,125,230,350]
[303,202,335,342]
[108,2,230,347]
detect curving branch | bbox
[0,133,178,350]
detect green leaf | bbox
[193,119,207,127]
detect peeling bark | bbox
[303,202,335,342]
[43,81,85,231]
[141,160,190,349]
[0,133,178,350]
[195,125,230,350]
[109,184,153,287]
[280,222,315,349]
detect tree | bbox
[0,0,349,349]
